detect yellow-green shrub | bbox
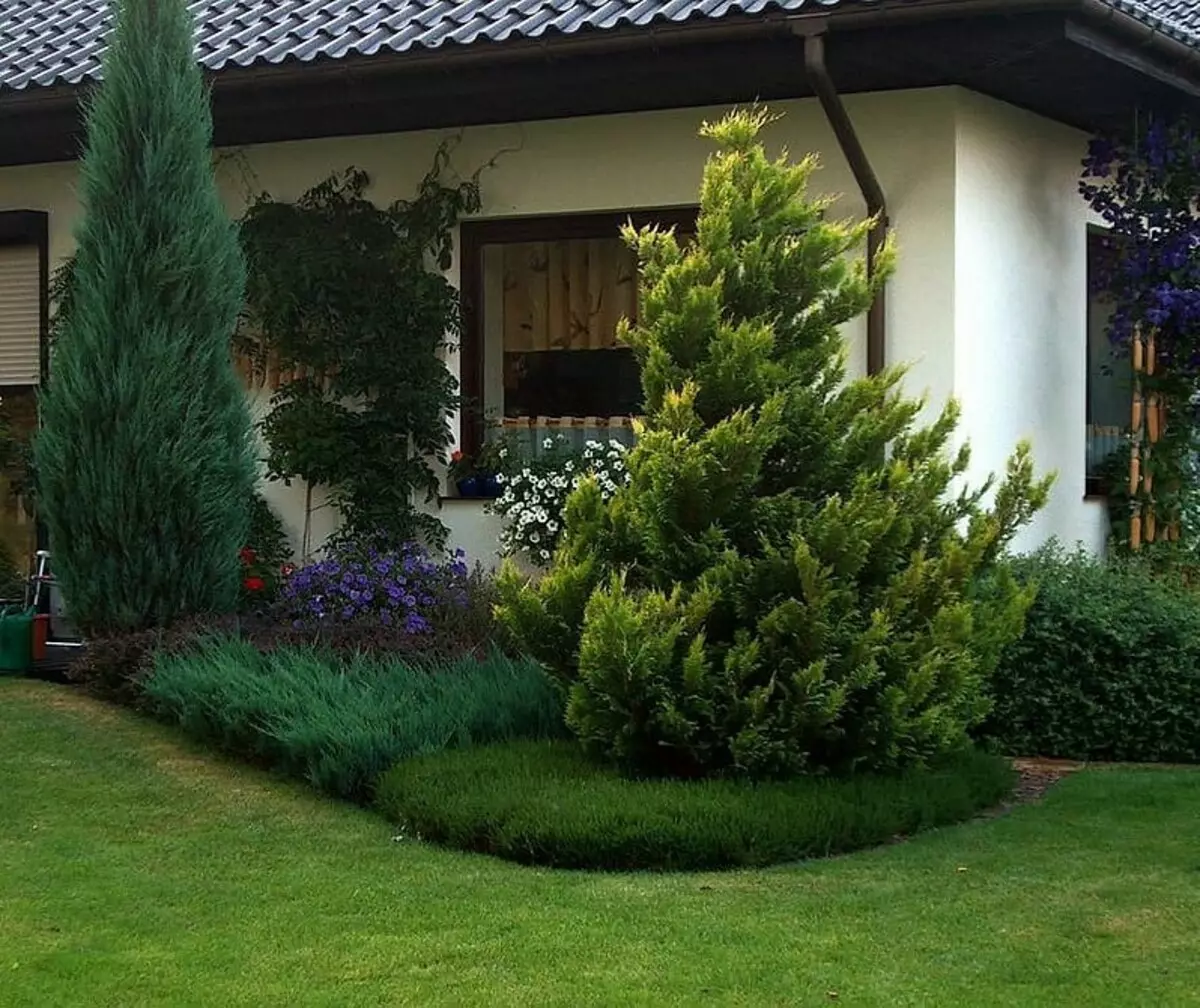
[498,109,1050,779]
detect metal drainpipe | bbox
[800,29,889,375]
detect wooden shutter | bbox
[0,245,40,385]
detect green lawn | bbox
[2,679,1198,1007]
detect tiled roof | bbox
[1,0,1198,94]
[1112,0,1200,43]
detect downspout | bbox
[799,28,889,375]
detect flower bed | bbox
[281,539,469,634]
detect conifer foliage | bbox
[497,109,1051,779]
[36,0,255,633]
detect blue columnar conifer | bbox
[36,0,255,633]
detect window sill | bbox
[437,494,498,505]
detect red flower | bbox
[239,547,257,565]
[243,576,266,592]
[281,563,296,577]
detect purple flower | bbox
[281,536,473,634]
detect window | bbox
[459,208,696,458]
[0,212,47,587]
[1086,229,1130,495]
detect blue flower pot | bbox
[479,473,503,499]
[456,476,481,498]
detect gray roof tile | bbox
[1114,0,1200,42]
[0,0,1198,94]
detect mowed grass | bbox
[2,678,1199,1008]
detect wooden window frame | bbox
[458,205,697,456]
[0,210,50,560]
[1084,225,1123,500]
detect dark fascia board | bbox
[1066,18,1200,97]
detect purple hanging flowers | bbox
[1080,116,1200,381]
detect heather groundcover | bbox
[376,740,1016,871]
[143,636,563,801]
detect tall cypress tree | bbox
[36,0,255,633]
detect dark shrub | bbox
[979,547,1200,762]
[0,539,25,602]
[248,491,291,568]
[67,614,240,704]
[376,740,1015,871]
[143,637,563,802]
[238,492,292,611]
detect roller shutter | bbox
[0,245,40,385]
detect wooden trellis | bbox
[1128,325,1181,548]
[234,337,334,392]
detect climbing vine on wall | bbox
[1081,116,1200,556]
[237,144,481,551]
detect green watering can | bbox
[0,604,35,674]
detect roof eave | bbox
[1,0,1198,107]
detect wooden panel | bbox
[567,240,589,351]
[0,246,40,385]
[503,243,534,352]
[547,241,567,348]
[500,236,639,355]
[527,242,549,352]
[602,241,637,346]
[586,238,606,349]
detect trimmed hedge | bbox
[376,740,1016,871]
[143,637,564,802]
[980,548,1200,763]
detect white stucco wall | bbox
[951,90,1108,554]
[0,84,1103,563]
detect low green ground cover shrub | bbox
[376,740,1015,871]
[980,547,1200,762]
[144,637,564,801]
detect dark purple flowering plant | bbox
[1081,115,1200,553]
[1081,118,1200,372]
[281,537,470,635]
